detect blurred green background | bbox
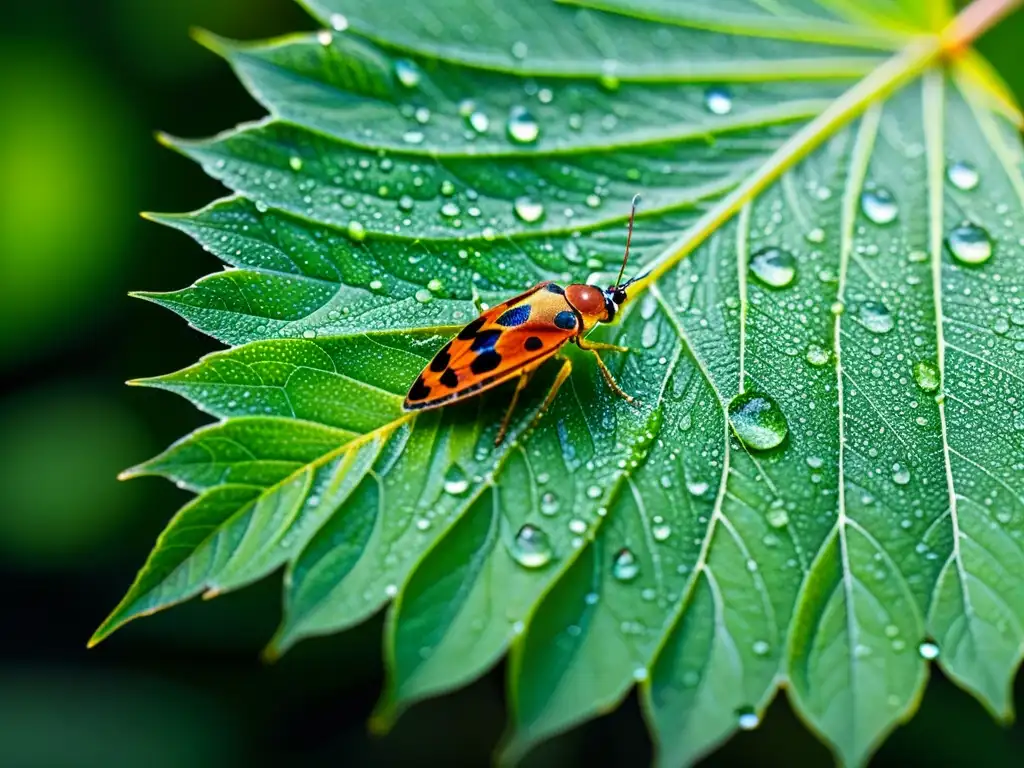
[2,1,1023,766]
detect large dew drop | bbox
[443,465,470,496]
[728,392,788,451]
[704,87,733,115]
[612,548,640,582]
[912,360,939,392]
[749,246,796,288]
[507,106,540,144]
[857,301,894,334]
[946,161,979,191]
[394,59,421,88]
[510,524,553,568]
[946,223,993,265]
[514,196,545,223]
[860,186,899,225]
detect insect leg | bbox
[514,357,573,442]
[494,369,534,446]
[576,337,629,354]
[588,350,637,406]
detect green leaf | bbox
[99,0,1024,765]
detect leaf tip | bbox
[190,27,231,57]
[367,707,396,737]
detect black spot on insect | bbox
[407,375,431,402]
[440,369,458,388]
[471,351,502,374]
[554,310,577,330]
[470,330,502,352]
[457,317,486,340]
[496,304,531,327]
[546,283,565,295]
[524,336,544,351]
[429,341,452,372]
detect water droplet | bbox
[509,524,553,568]
[398,194,415,212]
[752,640,770,656]
[946,223,993,265]
[653,522,671,541]
[612,548,640,582]
[394,59,421,88]
[467,110,489,133]
[806,343,830,366]
[806,227,826,244]
[329,13,349,31]
[736,707,760,730]
[369,279,383,291]
[511,40,528,59]
[302,329,317,339]
[440,201,460,218]
[766,507,789,528]
[891,463,911,485]
[860,186,899,225]
[749,246,796,288]
[415,288,433,303]
[857,301,894,334]
[347,221,367,242]
[912,360,939,392]
[946,161,979,191]
[443,466,470,496]
[569,518,587,535]
[918,641,940,660]
[728,392,788,451]
[686,480,710,497]
[288,155,303,172]
[507,106,540,144]
[514,196,545,223]
[541,491,559,516]
[704,87,732,115]
[402,130,425,145]
[317,30,333,46]
[586,485,602,500]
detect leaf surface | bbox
[100,0,1024,764]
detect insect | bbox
[404,195,644,445]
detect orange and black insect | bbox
[403,196,644,445]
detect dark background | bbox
[2,1,1023,765]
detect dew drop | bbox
[686,480,710,497]
[514,196,545,223]
[912,360,939,392]
[329,13,349,31]
[946,160,979,191]
[415,288,433,303]
[443,465,470,496]
[369,279,383,291]
[857,301,894,334]
[346,220,367,242]
[316,30,333,46]
[728,391,788,451]
[653,522,672,541]
[569,518,587,535]
[918,641,940,660]
[805,343,830,366]
[288,155,303,172]
[704,87,733,115]
[736,707,760,730]
[394,59,421,88]
[440,201,460,218]
[946,223,993,265]
[891,463,911,486]
[752,640,770,656]
[586,484,603,500]
[540,491,559,516]
[510,524,552,568]
[749,246,796,288]
[766,507,789,529]
[612,548,640,582]
[507,106,540,144]
[860,186,899,225]
[398,194,415,212]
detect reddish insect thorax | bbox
[564,284,610,331]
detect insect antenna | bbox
[614,194,641,289]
